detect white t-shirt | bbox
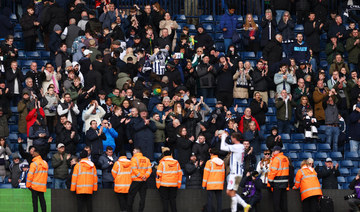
[220,134,245,176]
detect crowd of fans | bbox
[0,0,360,210]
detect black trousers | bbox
[102,182,113,189]
[158,186,178,212]
[127,181,147,212]
[24,35,36,51]
[216,91,233,109]
[302,196,319,212]
[76,194,92,212]
[273,188,288,212]
[117,193,128,211]
[30,189,46,212]
[207,190,222,212]
[46,116,55,135]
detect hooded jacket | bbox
[156,156,182,188]
[202,155,225,190]
[26,155,48,192]
[71,158,98,194]
[112,156,133,193]
[220,10,241,39]
[98,125,118,152]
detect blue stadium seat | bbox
[291,133,305,142]
[280,134,290,141]
[8,133,18,142]
[318,143,331,152]
[0,183,12,188]
[19,60,33,69]
[286,152,298,161]
[126,151,132,159]
[261,144,268,151]
[36,60,50,67]
[337,176,346,183]
[26,51,41,59]
[329,152,343,161]
[18,50,26,59]
[202,24,213,32]
[14,32,23,41]
[215,33,224,41]
[48,168,54,176]
[40,51,51,59]
[176,23,185,31]
[242,51,256,60]
[317,134,326,143]
[299,152,312,160]
[339,168,350,176]
[50,143,57,151]
[234,106,244,113]
[266,107,275,115]
[319,52,327,60]
[345,152,359,160]
[215,42,225,52]
[347,176,356,183]
[269,116,277,123]
[319,61,328,69]
[288,144,301,152]
[320,33,327,40]
[10,106,17,113]
[252,15,259,23]
[36,43,45,50]
[187,24,196,32]
[175,15,186,23]
[352,168,360,175]
[154,153,162,160]
[293,161,302,168]
[200,15,214,23]
[14,24,22,32]
[204,98,217,106]
[237,16,243,23]
[341,160,354,168]
[10,13,17,23]
[294,24,304,33]
[314,152,328,161]
[314,160,324,167]
[268,98,275,106]
[303,143,316,152]
[282,144,288,152]
[9,125,18,133]
[233,99,248,106]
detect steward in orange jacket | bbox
[112,151,134,212]
[127,147,152,212]
[156,149,183,212]
[71,150,98,212]
[293,159,322,212]
[267,146,290,212]
[202,149,225,212]
[26,150,48,212]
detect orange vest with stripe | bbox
[131,153,152,181]
[202,155,225,190]
[112,156,133,193]
[293,166,323,201]
[70,158,98,194]
[26,155,48,192]
[267,152,289,189]
[156,156,182,189]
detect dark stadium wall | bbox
[51,189,352,212]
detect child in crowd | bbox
[304,109,319,142]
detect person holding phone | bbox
[98,119,118,152]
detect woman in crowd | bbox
[242,14,259,53]
[256,149,271,186]
[0,137,11,182]
[295,96,312,133]
[233,60,251,99]
[176,126,194,168]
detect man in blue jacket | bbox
[220,4,241,53]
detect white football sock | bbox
[236,194,248,208]
[231,196,238,212]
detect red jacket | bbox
[238,115,260,133]
[26,108,45,136]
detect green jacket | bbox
[107,93,124,106]
[325,41,344,64]
[51,152,71,180]
[329,60,349,76]
[333,81,350,109]
[345,36,360,64]
[275,97,296,121]
[150,117,166,143]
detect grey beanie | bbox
[53,24,62,32]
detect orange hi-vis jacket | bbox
[26,155,48,192]
[112,156,134,193]
[70,158,98,194]
[293,166,323,201]
[268,152,290,189]
[131,153,152,181]
[156,156,182,189]
[202,155,225,190]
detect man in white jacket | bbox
[82,100,106,132]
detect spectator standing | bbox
[242,14,260,53]
[48,24,63,61]
[325,36,344,64]
[42,63,61,94]
[192,134,210,162]
[202,149,225,212]
[250,60,269,104]
[262,34,283,79]
[156,149,182,212]
[274,64,295,94]
[57,121,78,155]
[151,113,166,153]
[295,96,312,133]
[82,100,106,133]
[98,146,118,188]
[51,143,71,189]
[323,92,340,151]
[111,150,134,212]
[0,7,14,39]
[277,11,295,57]
[345,29,360,72]
[243,140,257,174]
[313,80,329,125]
[256,150,271,185]
[29,117,52,160]
[20,5,39,51]
[329,54,349,76]
[0,108,9,138]
[349,104,360,152]
[57,93,80,127]
[328,16,346,42]
[220,5,240,53]
[275,90,296,134]
[26,149,48,212]
[238,107,260,134]
[250,92,268,135]
[85,120,106,167]
[61,18,81,50]
[127,147,152,212]
[195,55,216,98]
[266,127,283,150]
[194,25,214,53]
[0,137,11,181]
[267,146,290,212]
[293,158,323,212]
[44,87,59,134]
[6,60,24,105]
[71,150,98,212]
[185,153,204,189]
[98,119,118,152]
[317,157,339,189]
[176,127,194,169]
[25,62,45,93]
[270,0,291,23]
[304,12,323,64]
[8,153,22,188]
[260,9,277,48]
[290,33,310,64]
[295,0,310,24]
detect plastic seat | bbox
[9,125,18,133]
[234,99,248,106]
[202,24,213,32]
[215,33,224,41]
[337,176,346,183]
[294,24,304,32]
[261,144,268,151]
[154,153,162,160]
[242,51,256,59]
[320,33,327,40]
[14,32,23,40]
[19,60,33,69]
[252,15,259,23]
[299,152,312,160]
[288,144,301,152]
[352,168,360,175]
[14,24,22,32]
[286,152,298,161]
[280,134,290,141]
[18,50,26,59]
[329,152,343,161]
[215,42,225,52]
[338,168,350,176]
[269,116,277,123]
[10,13,17,22]
[50,143,57,151]
[293,161,302,168]
[314,152,328,161]
[176,15,186,23]
[345,152,359,160]
[314,160,324,167]
[318,125,327,133]
[8,133,18,142]
[266,107,275,115]
[126,151,132,159]
[237,15,243,23]
[318,143,331,152]
[291,133,305,142]
[26,51,41,59]
[36,43,45,50]
[0,183,12,188]
[200,15,214,23]
[268,98,275,106]
[187,24,196,32]
[282,144,288,152]
[204,98,217,106]
[319,61,328,69]
[303,143,316,152]
[341,160,354,168]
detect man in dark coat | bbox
[250,60,270,103]
[328,15,347,42]
[304,12,324,63]
[194,25,214,53]
[85,120,106,167]
[184,153,204,189]
[260,9,277,48]
[25,62,45,93]
[0,7,15,38]
[262,34,283,77]
[215,56,236,108]
[317,157,340,189]
[48,24,63,61]
[133,110,157,161]
[41,0,66,35]
[20,5,39,51]
[5,60,24,105]
[192,134,209,162]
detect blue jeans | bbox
[282,43,293,58]
[350,140,360,152]
[259,125,266,140]
[276,10,286,24]
[349,63,358,72]
[277,120,290,134]
[309,58,317,73]
[325,126,340,152]
[224,38,232,54]
[54,178,67,189]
